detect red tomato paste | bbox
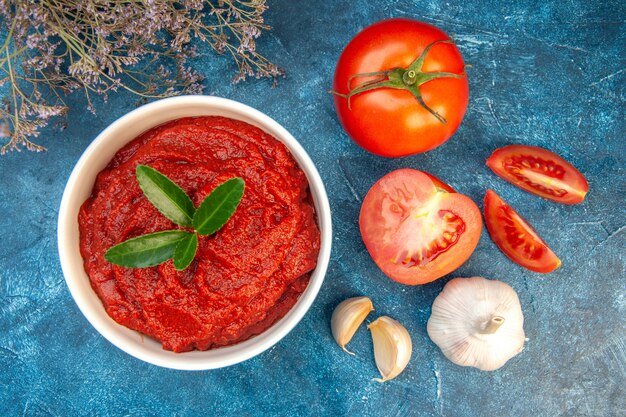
[78,116,321,352]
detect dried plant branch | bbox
[0,0,284,154]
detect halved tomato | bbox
[484,189,561,273]
[360,169,482,285]
[486,145,589,204]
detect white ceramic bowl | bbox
[58,96,332,370]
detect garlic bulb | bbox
[331,296,374,354]
[427,277,525,371]
[368,316,412,382]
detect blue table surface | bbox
[1,1,625,416]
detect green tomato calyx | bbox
[332,39,465,124]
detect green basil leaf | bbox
[105,230,190,268]
[173,232,198,271]
[193,177,245,236]
[136,165,195,227]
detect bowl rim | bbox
[57,95,332,370]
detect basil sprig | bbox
[104,165,244,270]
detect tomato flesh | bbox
[487,145,589,204]
[484,189,561,273]
[360,169,481,285]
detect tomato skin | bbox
[484,189,561,273]
[359,169,482,285]
[425,172,456,193]
[486,145,589,204]
[333,19,469,157]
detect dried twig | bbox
[0,0,284,154]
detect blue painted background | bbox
[1,1,624,416]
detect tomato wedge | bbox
[486,145,589,204]
[484,189,561,273]
[360,169,482,285]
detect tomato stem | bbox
[403,70,417,85]
[331,39,465,123]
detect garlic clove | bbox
[427,276,525,371]
[368,316,412,382]
[331,296,374,354]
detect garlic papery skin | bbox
[427,277,525,371]
[368,316,412,382]
[331,297,374,354]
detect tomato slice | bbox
[484,189,561,273]
[486,145,589,204]
[360,169,482,285]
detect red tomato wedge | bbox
[486,145,589,204]
[484,189,561,273]
[360,169,482,285]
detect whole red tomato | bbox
[333,19,468,157]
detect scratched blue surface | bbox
[1,1,625,416]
